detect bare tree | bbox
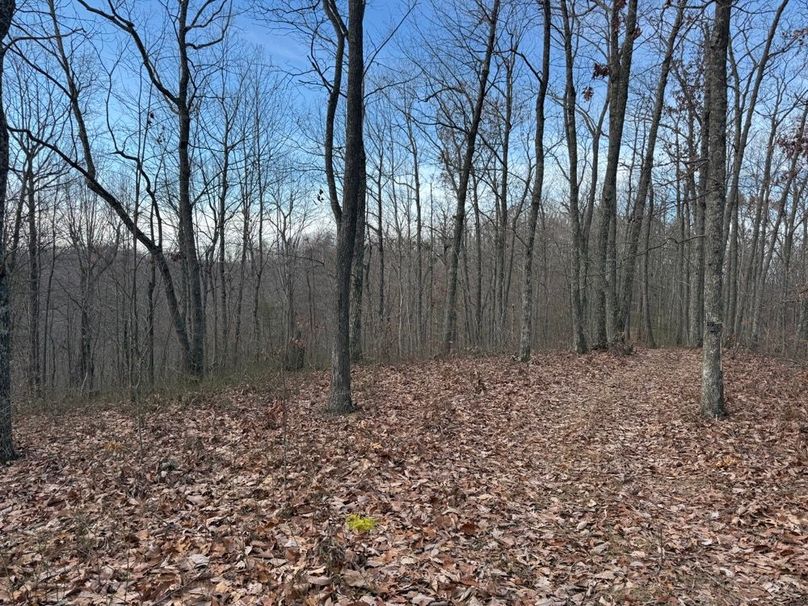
[702,0,731,418]
[617,1,686,338]
[517,0,551,362]
[327,0,366,413]
[77,0,232,377]
[592,0,638,348]
[559,0,587,354]
[0,0,16,463]
[438,0,501,354]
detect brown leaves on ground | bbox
[1,349,806,605]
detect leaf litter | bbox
[0,348,806,605]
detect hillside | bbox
[1,349,806,605]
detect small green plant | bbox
[345,514,377,533]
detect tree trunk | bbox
[0,0,17,463]
[690,96,707,347]
[177,1,205,377]
[79,270,94,394]
[350,174,367,362]
[25,156,40,396]
[405,117,424,351]
[42,214,56,392]
[581,99,608,328]
[495,49,514,340]
[559,0,587,354]
[518,0,551,362]
[327,0,365,413]
[594,0,638,347]
[702,0,730,418]
[216,120,231,368]
[233,184,249,362]
[375,158,386,340]
[618,1,684,335]
[441,0,500,354]
[642,186,656,348]
[472,176,483,346]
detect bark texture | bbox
[0,0,16,463]
[328,0,366,413]
[702,0,731,418]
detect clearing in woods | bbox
[1,349,806,605]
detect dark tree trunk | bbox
[0,0,18,463]
[79,272,94,394]
[25,157,40,396]
[147,255,155,387]
[376,160,386,338]
[494,49,514,340]
[327,0,365,413]
[42,216,56,392]
[594,0,638,347]
[690,94,708,347]
[441,0,500,354]
[518,0,551,362]
[560,0,588,354]
[618,1,684,336]
[177,1,205,376]
[702,0,730,418]
[216,119,232,368]
[233,183,250,363]
[404,117,424,351]
[472,176,483,346]
[350,178,367,362]
[642,187,656,348]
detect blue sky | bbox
[39,0,808,226]
[237,1,420,69]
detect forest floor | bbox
[1,348,806,606]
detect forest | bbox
[0,0,807,604]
